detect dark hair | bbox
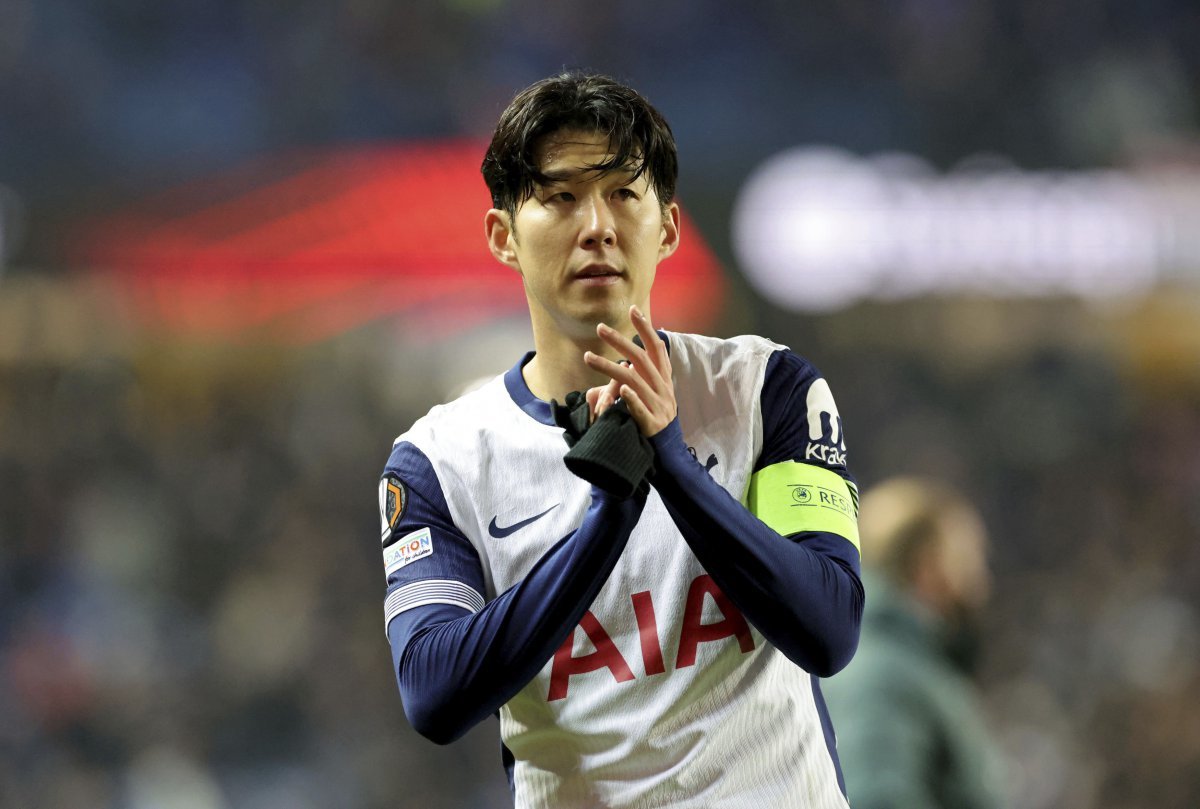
[481,72,678,219]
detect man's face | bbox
[937,510,992,615]
[485,129,680,340]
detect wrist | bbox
[591,483,649,508]
[647,417,696,478]
[648,416,685,456]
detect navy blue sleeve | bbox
[380,442,489,615]
[757,348,851,473]
[647,349,863,677]
[384,474,646,745]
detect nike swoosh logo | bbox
[488,504,560,538]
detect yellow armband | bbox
[746,461,860,550]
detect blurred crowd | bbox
[0,316,511,808]
[1,288,1198,808]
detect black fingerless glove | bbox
[550,393,654,498]
[550,390,591,448]
[564,401,654,498]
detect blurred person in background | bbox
[823,476,1006,809]
[373,72,864,807]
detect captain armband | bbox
[746,461,860,550]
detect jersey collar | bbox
[503,332,673,426]
[504,352,555,425]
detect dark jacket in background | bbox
[822,573,1006,809]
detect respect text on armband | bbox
[788,483,853,518]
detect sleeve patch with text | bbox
[383,527,434,575]
[803,378,847,468]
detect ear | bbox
[485,209,521,272]
[658,201,681,261]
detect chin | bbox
[573,299,628,324]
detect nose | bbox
[579,194,616,248]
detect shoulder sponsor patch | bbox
[803,378,848,468]
[379,474,407,546]
[383,527,434,575]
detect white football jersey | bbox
[382,331,852,808]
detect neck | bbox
[522,311,645,403]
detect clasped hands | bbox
[583,305,676,438]
[551,305,674,498]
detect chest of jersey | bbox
[453,399,751,595]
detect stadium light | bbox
[732,147,1200,311]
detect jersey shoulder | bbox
[390,373,510,458]
[666,330,786,373]
[757,344,851,473]
[380,373,512,534]
[667,330,831,387]
[666,331,785,416]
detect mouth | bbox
[573,265,624,287]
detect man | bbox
[377,73,863,807]
[822,477,1006,809]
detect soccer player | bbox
[377,73,864,807]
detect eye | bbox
[546,191,575,203]
[615,188,639,201]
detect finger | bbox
[605,374,622,400]
[619,384,648,422]
[585,386,602,421]
[584,350,641,389]
[586,351,658,413]
[595,324,664,393]
[597,377,620,415]
[630,306,671,378]
[586,376,620,418]
[595,322,646,365]
[619,384,666,437]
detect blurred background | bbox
[2,1,1200,807]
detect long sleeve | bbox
[387,486,646,744]
[646,348,864,676]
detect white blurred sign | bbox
[732,147,1200,311]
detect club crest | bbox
[379,474,407,546]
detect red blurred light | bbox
[75,141,725,344]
